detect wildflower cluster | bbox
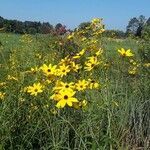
[23,18,103,110]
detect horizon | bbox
[0,0,150,31]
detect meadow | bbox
[0,19,149,150]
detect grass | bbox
[0,32,149,150]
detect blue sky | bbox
[0,0,149,30]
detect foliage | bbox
[0,18,149,149]
[138,25,150,62]
[126,15,147,37]
[78,22,91,30]
[102,29,126,38]
[0,16,68,35]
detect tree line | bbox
[0,16,68,35]
[126,15,150,37]
[0,15,150,37]
[78,15,150,38]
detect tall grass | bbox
[0,33,149,150]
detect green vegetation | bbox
[0,20,149,150]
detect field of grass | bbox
[0,21,149,150]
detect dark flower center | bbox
[64,95,68,99]
[91,80,95,83]
[34,89,38,92]
[47,69,51,72]
[91,64,95,67]
[65,85,69,88]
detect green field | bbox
[0,30,149,150]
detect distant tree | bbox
[0,16,70,35]
[126,17,139,35]
[55,23,63,30]
[126,15,146,37]
[40,22,53,34]
[136,15,146,36]
[78,22,90,30]
[146,17,150,26]
[0,16,4,28]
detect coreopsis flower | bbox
[75,80,88,91]
[72,100,88,109]
[57,64,70,77]
[143,63,150,68]
[40,64,57,76]
[51,89,78,108]
[118,48,134,57]
[128,67,137,75]
[70,62,82,72]
[0,82,6,87]
[84,56,100,71]
[91,18,101,24]
[67,33,74,40]
[7,75,18,81]
[88,79,99,89]
[27,83,43,96]
[0,92,5,100]
[53,81,75,91]
[31,67,38,73]
[50,91,60,101]
[59,55,70,65]
[73,49,86,59]
[95,49,103,56]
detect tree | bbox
[146,17,150,26]
[136,15,146,36]
[78,22,90,30]
[126,15,146,37]
[126,17,139,35]
[0,16,4,28]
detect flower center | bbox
[91,80,95,83]
[34,89,38,92]
[47,69,51,72]
[65,85,69,88]
[91,64,95,67]
[64,95,68,99]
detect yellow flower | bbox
[40,64,57,76]
[27,83,43,96]
[128,67,137,75]
[91,18,101,24]
[70,62,82,72]
[53,81,75,91]
[57,64,70,77]
[51,89,78,108]
[118,48,134,57]
[72,100,87,109]
[143,63,150,68]
[84,61,94,71]
[59,55,70,65]
[81,100,87,107]
[0,82,6,87]
[88,79,99,89]
[0,92,5,100]
[95,49,103,56]
[75,80,88,91]
[84,57,100,71]
[7,75,18,81]
[67,33,74,40]
[81,37,87,41]
[73,49,86,59]
[31,67,38,73]
[50,91,60,101]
